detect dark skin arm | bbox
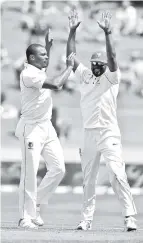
[42,53,75,90]
[97,12,118,72]
[45,28,53,61]
[43,29,74,90]
[66,10,81,72]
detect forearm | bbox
[54,66,73,88]
[66,29,76,58]
[67,29,80,72]
[43,66,73,90]
[105,32,116,59]
[45,44,52,59]
[105,32,117,71]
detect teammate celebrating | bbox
[66,10,137,231]
[15,29,75,229]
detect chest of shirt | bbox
[80,74,111,101]
[21,85,51,102]
[80,79,118,106]
[80,75,100,94]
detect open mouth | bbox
[92,68,102,77]
[94,68,101,73]
[94,67,101,71]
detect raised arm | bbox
[45,28,53,64]
[97,12,118,72]
[42,52,75,90]
[66,10,81,72]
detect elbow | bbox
[108,58,118,72]
[55,85,62,91]
[57,86,63,90]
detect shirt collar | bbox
[25,63,44,73]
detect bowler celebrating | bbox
[15,29,75,229]
[67,10,137,231]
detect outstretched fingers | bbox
[68,9,81,29]
[45,28,53,44]
[68,9,76,20]
[102,11,112,20]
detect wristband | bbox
[105,30,112,35]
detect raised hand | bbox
[97,12,112,34]
[68,9,81,30]
[66,52,75,67]
[45,28,53,48]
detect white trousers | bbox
[80,128,137,221]
[15,119,65,220]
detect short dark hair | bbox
[26,44,43,62]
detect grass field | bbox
[1,192,143,243]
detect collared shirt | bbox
[20,64,52,122]
[75,63,121,136]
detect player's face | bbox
[34,47,49,69]
[91,61,107,77]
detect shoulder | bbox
[82,67,93,81]
[75,63,93,83]
[21,67,32,78]
[76,63,92,76]
[106,67,121,76]
[22,67,46,79]
[104,67,121,85]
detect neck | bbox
[28,62,42,70]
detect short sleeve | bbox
[75,63,93,84]
[22,71,47,89]
[104,68,121,86]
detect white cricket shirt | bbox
[75,63,121,136]
[20,63,52,122]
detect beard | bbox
[91,66,106,77]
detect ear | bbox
[29,54,35,61]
